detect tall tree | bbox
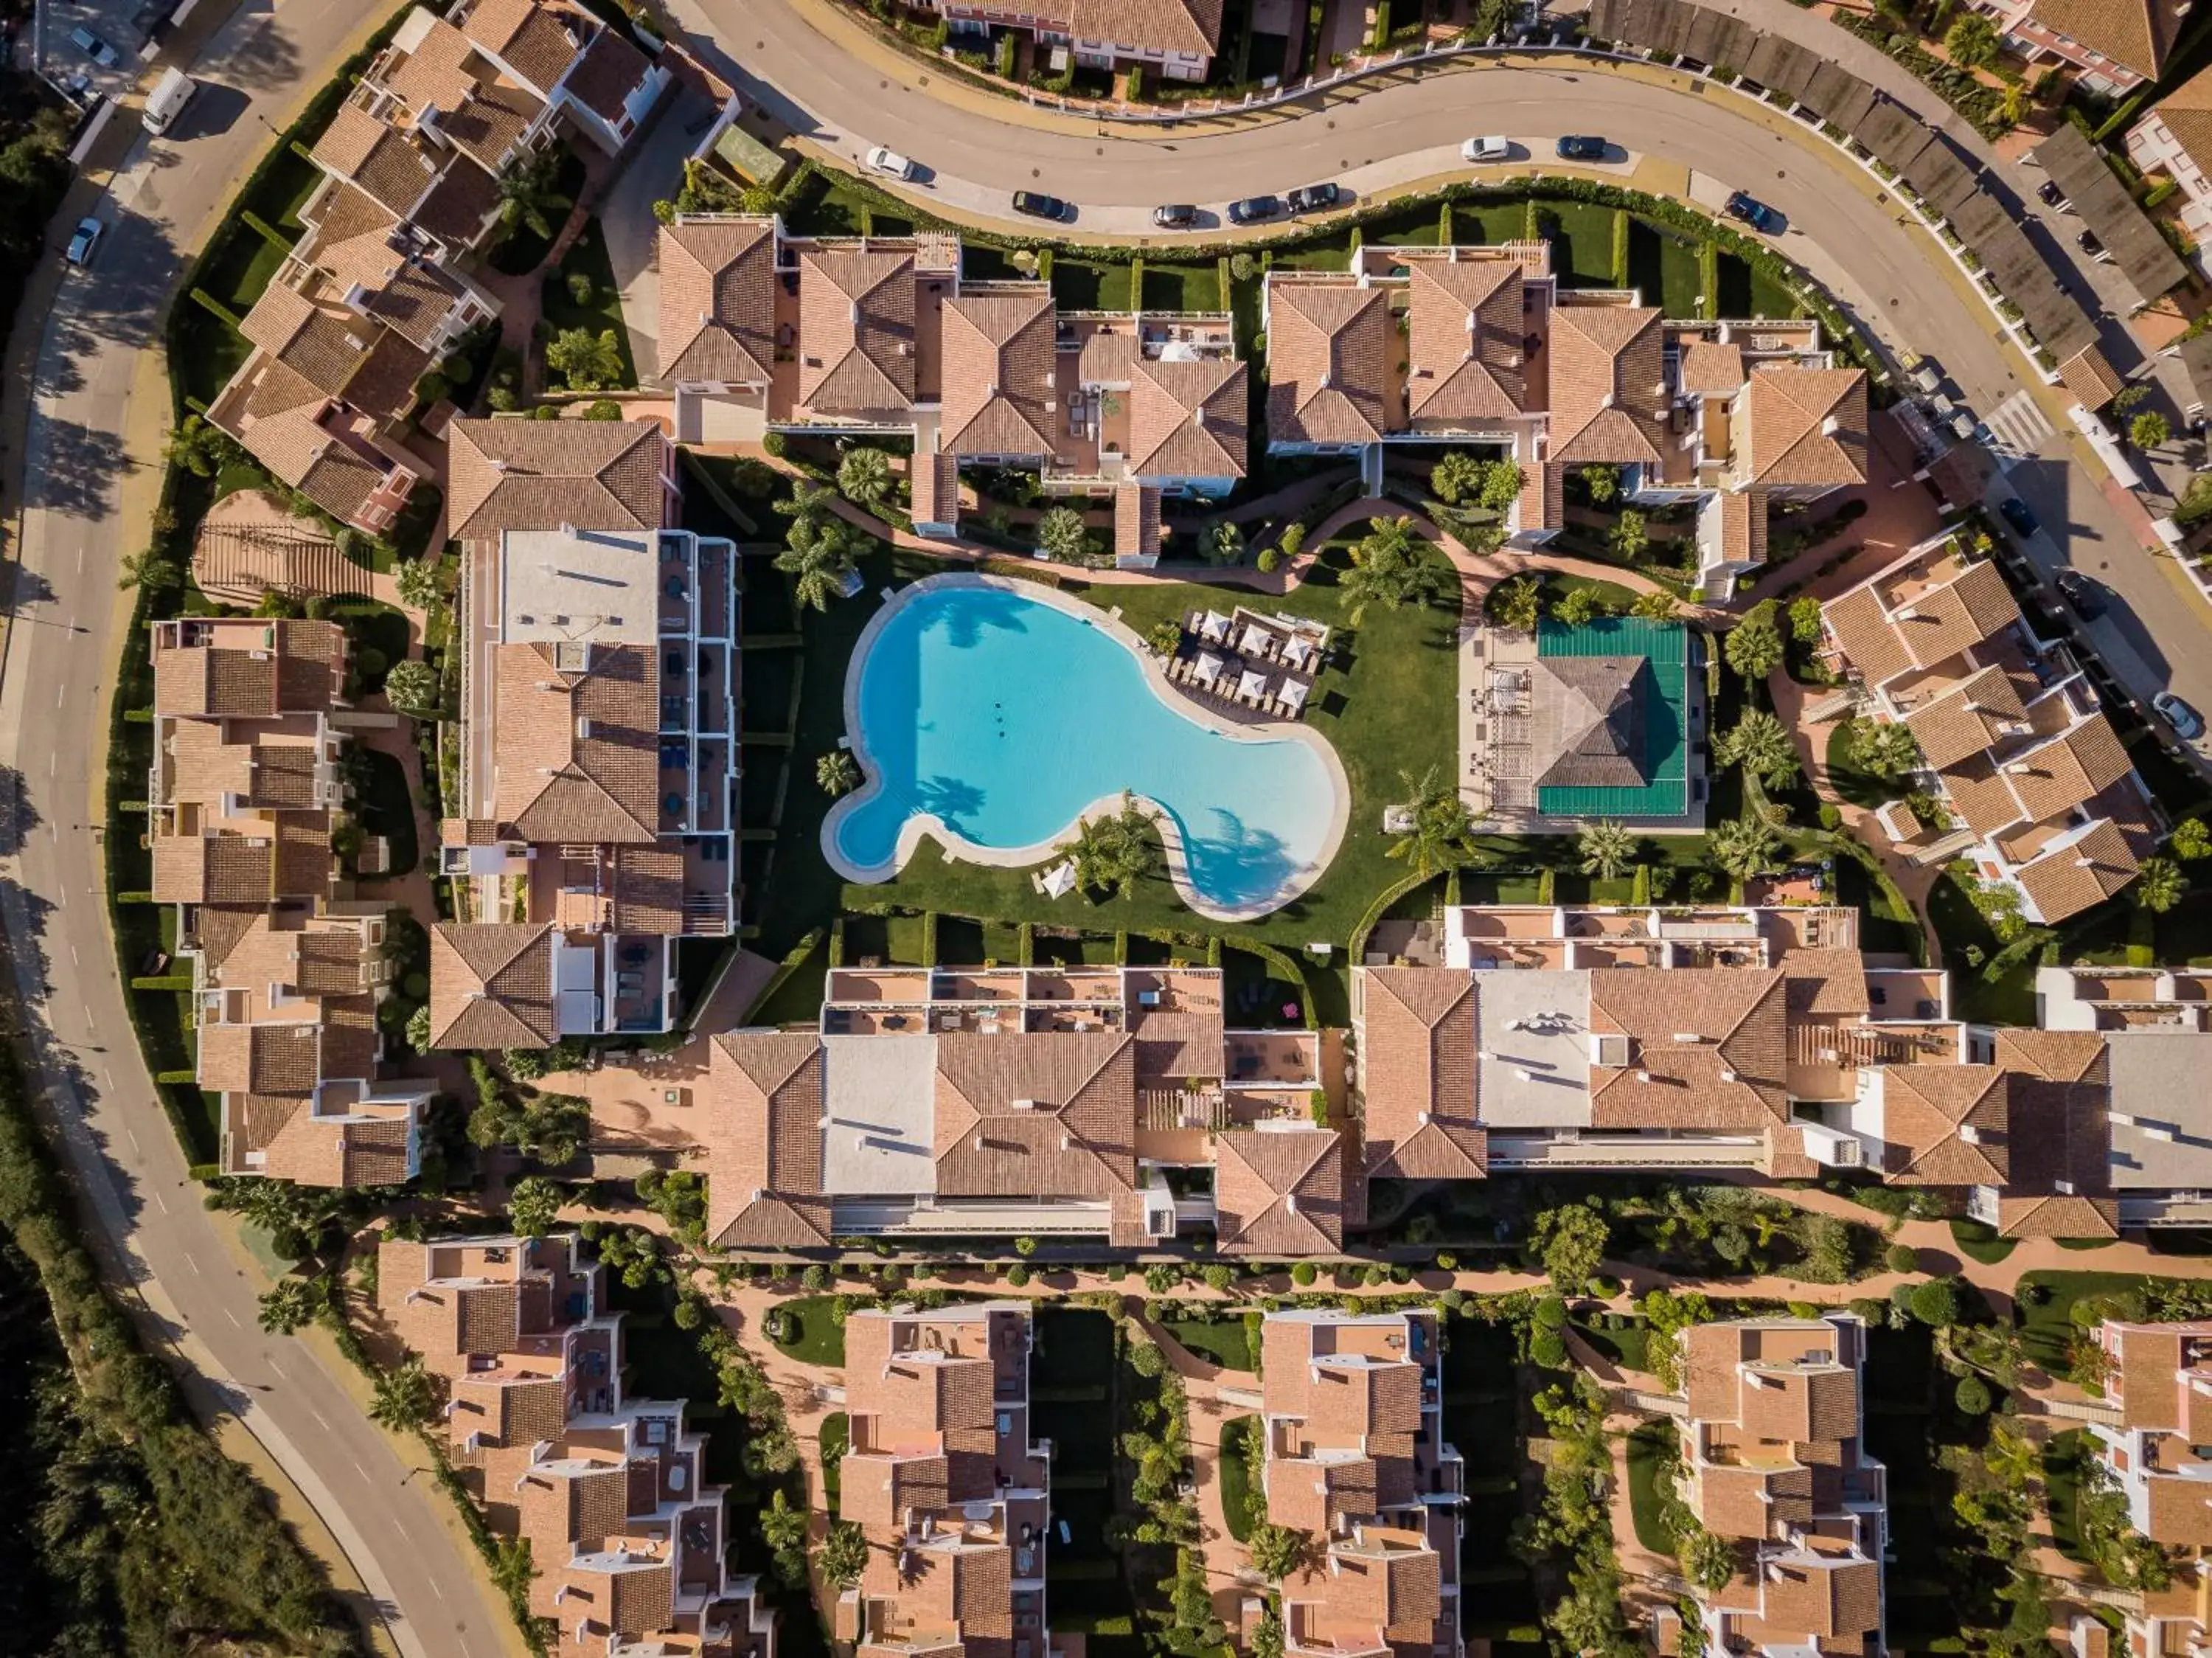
[1342,516,1448,623]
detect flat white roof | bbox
[2108,1030,2212,1190]
[821,1033,939,1196]
[1475,968,1593,1127]
[499,527,662,646]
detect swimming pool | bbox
[823,575,1349,920]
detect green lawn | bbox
[541,218,638,389]
[765,1294,846,1367]
[1140,263,1224,311]
[1540,201,1622,286]
[1571,1314,1651,1373]
[1624,1421,1676,1552]
[2042,1429,2092,1563]
[1947,1218,2017,1266]
[1926,871,2036,1026]
[488,148,588,277]
[1217,1414,1261,1541]
[1051,257,1133,311]
[1453,200,1535,244]
[1163,1314,1256,1373]
[2014,1272,2161,1371]
[819,1411,848,1508]
[1629,218,1705,316]
[1823,723,1892,809]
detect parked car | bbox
[1725,190,1781,234]
[1463,134,1512,162]
[1287,182,1343,214]
[68,25,117,66]
[2037,179,2067,209]
[1556,134,1607,161]
[63,217,102,268]
[2154,691,2207,741]
[1227,193,1282,224]
[1152,203,1199,228]
[1012,190,1068,221]
[864,146,917,180]
[2054,569,2106,617]
[2077,227,2105,257]
[1999,496,2040,538]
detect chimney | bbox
[1636,1069,1652,1083]
[1284,1194,1298,1213]
[1821,414,1843,437]
[1719,1069,1738,1083]
[1959,1125,1980,1144]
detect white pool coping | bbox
[818,572,1353,925]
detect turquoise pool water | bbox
[827,582,1343,916]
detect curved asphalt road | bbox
[0,4,514,1656]
[678,0,2212,736]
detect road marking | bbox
[125,1126,141,1155]
[268,1354,288,1380]
[428,1576,445,1600]
[1981,390,2056,467]
[69,944,77,966]
[46,754,53,777]
[224,1307,242,1329]
[353,1460,370,1483]
[54,684,64,707]
[179,1253,198,1274]
[149,1189,167,1214]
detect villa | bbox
[695,964,1341,1251]
[380,1233,777,1657]
[2086,1318,2212,1541]
[1464,614,1703,833]
[914,0,1226,83]
[429,420,739,1047]
[834,1303,1056,1658]
[1658,1314,1888,1658]
[147,616,429,1187]
[2129,65,2212,260]
[1260,246,1867,591]
[1818,530,2160,923]
[1958,0,2185,93]
[653,215,1249,565]
[1259,1308,1465,1658]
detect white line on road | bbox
[353,1460,370,1483]
[149,1189,166,1214]
[69,943,77,965]
[268,1355,288,1381]
[224,1307,242,1329]
[428,1576,445,1600]
[125,1126,140,1155]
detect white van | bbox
[143,66,195,135]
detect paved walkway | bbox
[601,86,720,384]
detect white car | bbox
[1462,134,1511,162]
[866,145,917,181]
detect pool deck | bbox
[819,572,1353,925]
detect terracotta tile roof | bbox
[490,640,662,844]
[2147,1474,2212,1545]
[1267,1453,1379,1533]
[305,179,400,246]
[433,80,544,173]
[2059,343,2128,411]
[1678,341,1746,396]
[1356,968,1485,1180]
[1741,366,1868,488]
[1266,282,1393,445]
[1989,1028,2114,1238]
[274,810,335,898]
[2154,65,2212,178]
[462,0,587,92]
[1113,482,1161,562]
[154,645,280,717]
[1821,586,1912,688]
[201,1021,321,1096]
[912,451,959,527]
[308,224,465,353]
[1329,1541,1442,1637]
[445,417,668,544]
[611,844,686,934]
[1760,1556,1882,1638]
[428,921,557,1049]
[153,834,275,905]
[1547,301,1664,465]
[563,28,655,124]
[312,103,442,218]
[2014,816,2146,923]
[1824,553,2018,687]
[1714,489,1767,568]
[703,1031,830,1247]
[1902,665,2031,770]
[1879,1064,2008,1184]
[412,158,502,248]
[931,1032,1136,1198]
[1780,948,1870,1018]
[797,248,918,417]
[940,289,1058,458]
[232,403,386,521]
[1068,0,1224,55]
[1127,357,1248,479]
[1214,1128,1345,1255]
[2030,0,2183,80]
[656,219,776,386]
[1587,968,1790,1130]
[375,17,483,114]
[2004,715,2136,824]
[1405,258,1526,424]
[1935,754,2023,839]
[1309,1356,1423,1440]
[338,1117,417,1187]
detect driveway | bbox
[603,86,720,387]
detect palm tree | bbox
[256,1274,327,1336]
[490,1537,536,1603]
[1341,516,1447,623]
[2135,856,2188,915]
[369,1356,437,1430]
[1848,718,1922,782]
[1714,709,1801,789]
[495,149,571,242]
[818,749,861,797]
[1386,765,1484,880]
[1711,814,1784,881]
[545,326,624,392]
[821,1521,869,1589]
[1057,794,1161,901]
[116,547,180,592]
[776,511,863,612]
[1037,505,1096,565]
[837,445,895,511]
[1578,820,1637,881]
[1492,575,1543,633]
[1630,589,1680,620]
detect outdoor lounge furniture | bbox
[1199,611,1231,643]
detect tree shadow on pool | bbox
[922,587,1035,650]
[914,774,988,836]
[1185,810,1297,909]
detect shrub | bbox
[1908,1277,1962,1328]
[1007,1263,1031,1287]
[1257,547,1281,573]
[1290,1261,1317,1286]
[1530,1326,1569,1368]
[1955,1373,1992,1415]
[1884,1242,1918,1273]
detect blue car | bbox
[1556,135,1607,162]
[2000,496,2039,538]
[1725,190,1781,234]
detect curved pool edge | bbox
[818,570,1352,926]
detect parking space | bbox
[38,0,170,111]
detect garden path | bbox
[1138,1313,1256,1629]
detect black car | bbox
[1556,134,1607,161]
[2000,496,2040,538]
[1725,190,1781,233]
[1152,203,1198,228]
[1227,194,1282,224]
[1287,181,1343,214]
[2037,178,2067,208]
[2055,569,2106,617]
[1012,190,1068,221]
[2078,227,2104,256]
